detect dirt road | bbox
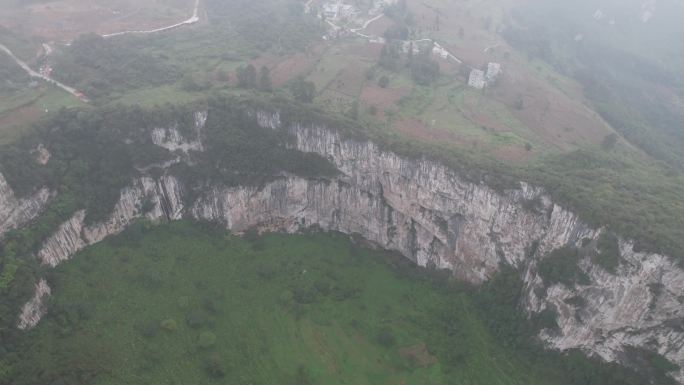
[102,0,200,38]
[0,43,87,102]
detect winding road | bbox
[0,43,87,101]
[102,0,200,38]
[0,0,202,102]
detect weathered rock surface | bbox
[17,279,51,330]
[37,176,183,266]
[150,111,207,153]
[31,143,51,165]
[0,173,52,236]
[24,110,684,382]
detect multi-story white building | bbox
[485,62,502,82]
[468,69,486,89]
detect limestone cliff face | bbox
[37,176,183,266]
[17,279,51,330]
[0,173,52,236]
[150,111,207,153]
[533,243,684,380]
[25,110,684,381]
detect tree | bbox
[379,42,402,71]
[295,365,312,385]
[259,66,273,92]
[347,101,359,120]
[290,77,316,103]
[376,327,396,347]
[378,76,390,88]
[410,54,440,85]
[236,64,257,89]
[181,72,209,91]
[601,133,619,150]
[383,24,409,40]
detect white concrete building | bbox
[322,2,357,20]
[468,69,486,89]
[485,62,502,82]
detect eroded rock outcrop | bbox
[26,110,684,381]
[151,111,207,153]
[0,173,52,236]
[37,176,183,267]
[533,243,684,381]
[17,279,51,330]
[31,143,51,165]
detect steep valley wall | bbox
[3,110,682,382]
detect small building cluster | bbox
[322,1,358,21]
[468,62,502,89]
[467,69,486,89]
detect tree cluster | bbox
[236,64,272,92]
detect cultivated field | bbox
[0,0,193,42]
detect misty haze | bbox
[0,0,683,384]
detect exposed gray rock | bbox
[150,110,207,153]
[17,279,51,330]
[534,241,684,383]
[26,110,684,382]
[37,176,184,267]
[32,143,51,165]
[0,173,53,236]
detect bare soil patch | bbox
[398,343,438,367]
[326,63,367,98]
[360,85,408,117]
[249,43,328,87]
[394,116,462,145]
[0,105,43,143]
[491,69,613,150]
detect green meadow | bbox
[6,222,539,385]
[6,221,662,385]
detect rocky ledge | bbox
[8,109,683,382]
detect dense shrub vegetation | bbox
[0,223,676,384]
[497,1,684,264]
[0,54,30,94]
[42,0,322,102]
[206,0,322,53]
[52,34,179,98]
[593,233,620,273]
[0,92,679,383]
[504,0,684,169]
[0,98,337,364]
[474,266,678,385]
[537,247,589,288]
[0,97,335,225]
[171,96,337,193]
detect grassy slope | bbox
[9,222,557,385]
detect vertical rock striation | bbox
[37,176,184,267]
[17,279,51,330]
[150,111,207,153]
[0,173,52,236]
[23,110,684,382]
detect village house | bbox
[485,62,501,82]
[322,1,357,20]
[468,69,486,89]
[468,62,502,89]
